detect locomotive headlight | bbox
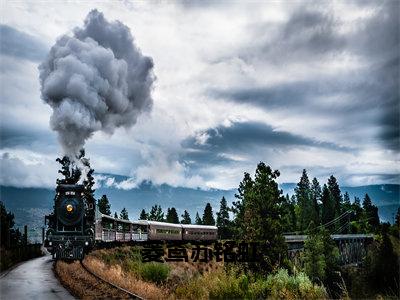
[85,241,89,246]
[66,204,73,212]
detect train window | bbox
[65,191,75,195]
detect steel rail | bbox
[80,260,144,299]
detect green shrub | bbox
[208,269,245,299]
[266,269,327,299]
[139,262,170,283]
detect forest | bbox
[96,162,400,298]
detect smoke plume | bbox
[39,10,154,156]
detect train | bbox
[44,183,218,260]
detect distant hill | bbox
[1,178,398,242]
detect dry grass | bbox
[55,260,131,299]
[84,255,167,300]
[82,246,225,299]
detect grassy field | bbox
[55,245,327,299]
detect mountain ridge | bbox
[1,180,398,242]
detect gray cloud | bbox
[212,2,399,151]
[0,24,48,61]
[183,121,349,156]
[39,10,155,156]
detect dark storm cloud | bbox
[212,2,399,151]
[183,121,348,155]
[0,24,48,61]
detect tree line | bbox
[98,195,219,226]
[98,166,390,241]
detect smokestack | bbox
[39,10,155,157]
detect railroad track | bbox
[80,261,144,299]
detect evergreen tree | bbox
[202,203,215,225]
[395,207,400,227]
[120,207,129,220]
[149,204,164,221]
[216,196,232,239]
[327,175,342,220]
[97,195,111,215]
[319,228,341,298]
[114,212,118,219]
[343,191,351,207]
[295,169,313,231]
[310,177,322,226]
[56,156,71,184]
[166,207,179,224]
[181,210,191,224]
[195,212,202,225]
[321,184,335,225]
[362,194,380,232]
[341,192,352,233]
[303,231,326,282]
[139,209,148,220]
[281,194,296,232]
[1,201,15,247]
[56,154,81,185]
[231,162,287,273]
[231,172,253,237]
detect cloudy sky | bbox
[1,1,399,190]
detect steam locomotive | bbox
[44,184,95,260]
[44,183,218,260]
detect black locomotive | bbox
[44,183,95,260]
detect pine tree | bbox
[342,192,351,210]
[216,196,231,239]
[97,195,111,215]
[303,231,326,282]
[139,209,148,220]
[231,172,253,237]
[166,207,179,224]
[181,210,191,224]
[56,156,71,184]
[231,162,287,273]
[310,178,321,225]
[350,196,365,233]
[1,201,15,247]
[202,203,215,225]
[327,175,342,220]
[395,207,400,227]
[149,205,164,221]
[281,194,297,232]
[114,212,118,219]
[321,184,335,225]
[195,212,202,225]
[362,194,380,232]
[120,207,129,220]
[295,169,313,231]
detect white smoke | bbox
[39,9,154,156]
